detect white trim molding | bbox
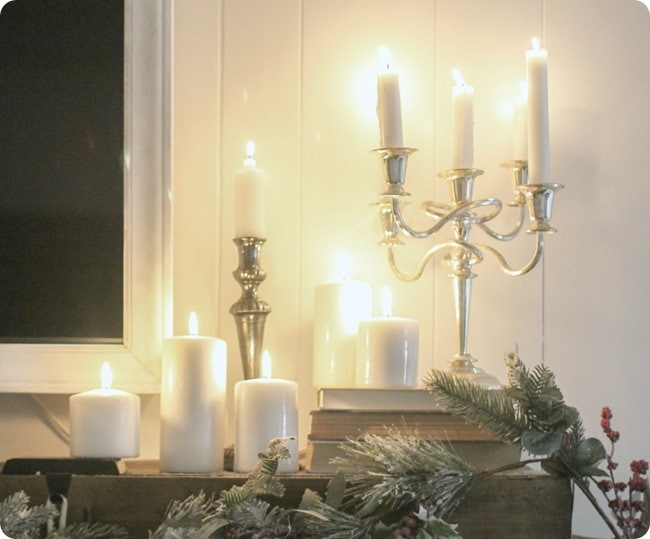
[0,0,170,393]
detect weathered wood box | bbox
[0,467,572,538]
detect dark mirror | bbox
[0,0,124,343]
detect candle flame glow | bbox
[246,140,255,159]
[188,311,199,336]
[519,80,528,95]
[381,285,393,317]
[378,45,391,71]
[101,361,112,390]
[336,252,351,280]
[262,350,272,378]
[452,68,465,87]
[244,140,256,167]
[532,37,541,51]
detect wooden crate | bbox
[0,470,572,538]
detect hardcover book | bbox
[308,409,497,442]
[317,387,442,411]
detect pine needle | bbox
[424,368,526,445]
[333,431,478,519]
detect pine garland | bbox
[0,490,128,539]
[150,436,295,539]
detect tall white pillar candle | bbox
[313,255,372,387]
[526,39,551,183]
[356,286,419,389]
[514,81,528,161]
[376,46,404,148]
[160,312,227,473]
[69,362,140,458]
[451,69,474,169]
[235,140,266,238]
[234,352,299,473]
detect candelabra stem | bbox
[452,270,474,359]
[446,248,501,389]
[229,237,271,379]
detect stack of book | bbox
[306,387,520,473]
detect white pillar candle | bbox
[513,81,528,161]
[376,46,404,148]
[356,286,419,389]
[234,352,299,473]
[235,140,266,238]
[69,362,140,459]
[313,254,372,388]
[451,69,474,169]
[160,312,227,473]
[526,39,551,183]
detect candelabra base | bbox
[449,357,502,390]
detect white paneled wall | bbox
[0,1,647,537]
[170,1,648,536]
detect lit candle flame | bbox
[244,140,256,167]
[381,285,393,317]
[188,311,198,336]
[378,45,391,71]
[336,252,351,281]
[261,350,272,378]
[519,80,528,95]
[101,361,112,390]
[452,68,465,87]
[532,37,541,51]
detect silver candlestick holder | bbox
[374,147,563,388]
[230,237,271,379]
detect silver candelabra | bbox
[230,237,270,379]
[374,147,563,388]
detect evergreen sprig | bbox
[46,522,129,538]
[150,437,296,538]
[334,432,477,519]
[423,369,525,446]
[0,491,129,539]
[0,490,58,538]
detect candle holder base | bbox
[449,357,502,390]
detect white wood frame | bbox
[0,0,170,393]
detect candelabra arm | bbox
[393,196,502,239]
[476,204,526,241]
[478,232,545,277]
[390,197,449,239]
[387,240,484,282]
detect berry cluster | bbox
[391,513,422,539]
[596,406,649,538]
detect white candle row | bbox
[313,256,419,389]
[376,40,551,180]
[70,313,298,475]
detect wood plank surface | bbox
[0,471,572,538]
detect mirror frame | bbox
[0,0,170,393]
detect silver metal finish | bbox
[230,237,271,380]
[374,148,563,388]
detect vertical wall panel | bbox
[544,0,650,536]
[171,1,222,335]
[219,0,302,439]
[433,0,545,382]
[300,0,437,414]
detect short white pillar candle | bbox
[234,352,299,473]
[356,286,419,389]
[69,362,140,458]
